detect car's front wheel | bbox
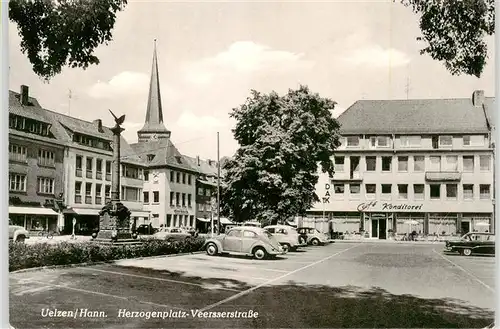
[206,243,218,256]
[462,248,472,256]
[281,243,291,253]
[311,238,320,246]
[253,247,268,260]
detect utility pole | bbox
[217,132,221,233]
[68,89,72,116]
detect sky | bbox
[9,0,495,160]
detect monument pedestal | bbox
[94,200,142,245]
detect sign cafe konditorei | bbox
[357,201,424,212]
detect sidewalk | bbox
[333,238,446,245]
[25,235,92,245]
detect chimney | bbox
[196,156,200,166]
[20,85,29,105]
[472,90,485,107]
[93,119,103,132]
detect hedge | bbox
[9,237,206,272]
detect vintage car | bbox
[444,232,495,256]
[204,226,285,260]
[263,225,306,252]
[296,227,330,246]
[136,224,159,235]
[150,227,192,242]
[8,224,29,243]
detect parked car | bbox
[242,221,262,228]
[263,225,306,252]
[136,224,158,235]
[296,227,330,246]
[444,232,495,256]
[151,227,192,242]
[204,226,285,260]
[9,224,29,243]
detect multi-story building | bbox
[8,86,65,232]
[131,43,197,229]
[308,90,495,239]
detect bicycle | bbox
[38,230,57,239]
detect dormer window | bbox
[147,154,155,162]
[370,136,390,148]
[175,156,182,164]
[463,135,485,147]
[346,136,359,147]
[439,136,453,148]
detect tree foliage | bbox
[399,0,495,78]
[9,0,128,80]
[221,86,341,226]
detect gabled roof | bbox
[8,92,50,124]
[183,155,219,177]
[137,41,170,137]
[337,97,493,135]
[130,139,197,172]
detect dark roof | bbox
[183,156,219,177]
[9,92,53,125]
[337,97,494,135]
[130,140,197,172]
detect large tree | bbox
[399,0,495,78]
[9,0,128,80]
[221,86,341,226]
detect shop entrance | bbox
[370,213,387,239]
[461,221,471,234]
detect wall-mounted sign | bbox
[322,183,331,203]
[174,209,189,215]
[357,200,423,212]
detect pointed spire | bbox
[138,39,171,142]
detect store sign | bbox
[322,184,331,203]
[357,201,423,212]
[174,209,189,215]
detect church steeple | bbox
[137,39,171,143]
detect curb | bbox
[335,239,445,245]
[10,250,205,274]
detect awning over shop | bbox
[131,211,150,218]
[69,208,101,216]
[197,217,211,222]
[8,206,58,216]
[219,218,232,225]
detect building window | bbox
[182,173,186,184]
[366,156,376,171]
[105,185,111,201]
[334,184,345,194]
[9,144,28,162]
[413,156,425,172]
[197,187,204,195]
[175,192,180,206]
[38,149,55,167]
[85,183,92,204]
[398,156,408,172]
[381,184,392,198]
[439,136,453,148]
[398,184,408,200]
[446,184,457,200]
[197,203,203,211]
[9,173,27,192]
[95,184,102,204]
[123,187,140,202]
[105,161,112,181]
[181,193,186,206]
[176,172,180,183]
[444,155,458,171]
[188,175,192,185]
[170,171,175,182]
[346,136,359,147]
[462,156,475,172]
[37,177,54,194]
[429,156,441,171]
[349,184,360,195]
[123,165,139,179]
[480,184,491,199]
[480,155,491,171]
[75,181,82,203]
[463,135,485,146]
[370,136,390,148]
[463,184,474,200]
[430,184,441,200]
[413,184,424,200]
[188,194,192,207]
[365,184,376,198]
[334,156,345,172]
[144,170,149,181]
[169,192,174,205]
[381,157,392,172]
[86,157,93,179]
[400,136,421,147]
[153,191,159,203]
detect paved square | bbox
[10,242,495,328]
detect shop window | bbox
[430,184,441,200]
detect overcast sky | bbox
[9,0,494,159]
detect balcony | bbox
[9,154,27,163]
[96,171,103,180]
[75,195,82,204]
[86,170,93,179]
[76,168,83,177]
[38,159,55,167]
[425,171,462,182]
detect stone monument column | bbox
[94,111,135,243]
